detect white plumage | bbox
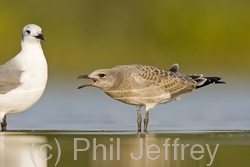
[0,24,47,131]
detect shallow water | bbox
[6,79,250,131]
[1,130,250,167]
[1,79,250,166]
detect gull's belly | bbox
[105,88,171,106]
[0,87,46,113]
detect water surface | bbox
[1,130,250,167]
[6,79,250,131]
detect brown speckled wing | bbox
[135,65,196,98]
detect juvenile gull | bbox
[0,24,47,131]
[77,64,225,132]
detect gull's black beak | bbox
[77,74,97,89]
[77,75,90,80]
[35,33,46,41]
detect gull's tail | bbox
[188,75,226,89]
[168,64,226,89]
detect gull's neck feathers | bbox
[20,38,43,53]
[9,38,46,73]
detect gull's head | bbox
[77,69,116,90]
[21,24,45,43]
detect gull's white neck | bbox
[13,39,47,74]
[21,40,43,53]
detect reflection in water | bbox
[0,133,47,167]
[1,131,250,167]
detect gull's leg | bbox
[143,110,149,133]
[1,115,7,132]
[136,106,142,132]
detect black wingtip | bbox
[207,77,226,84]
[196,77,225,89]
[216,80,226,84]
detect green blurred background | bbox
[1,2,250,166]
[1,0,249,78]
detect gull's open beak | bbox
[35,33,46,41]
[77,75,98,89]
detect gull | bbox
[77,64,225,132]
[0,24,47,131]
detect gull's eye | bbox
[26,30,31,34]
[98,72,106,78]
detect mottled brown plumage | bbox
[78,64,225,132]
